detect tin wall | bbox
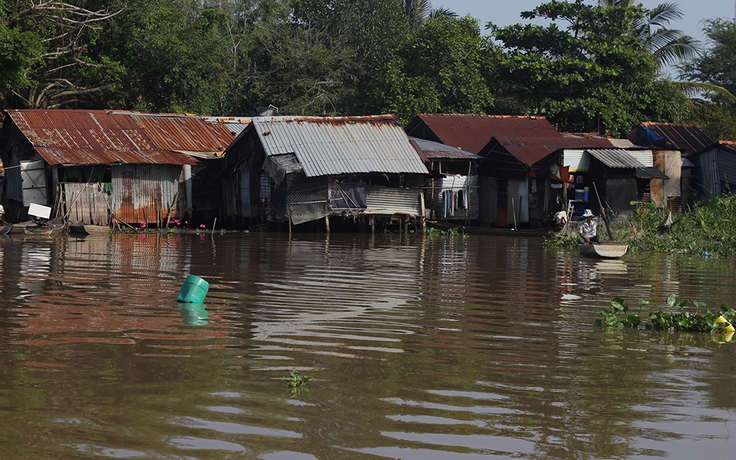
[111,165,181,225]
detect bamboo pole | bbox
[592,182,614,240]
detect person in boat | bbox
[578,209,600,244]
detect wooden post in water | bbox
[592,182,614,240]
[325,215,330,234]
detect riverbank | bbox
[546,194,736,256]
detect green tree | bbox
[490,1,665,136]
[92,0,252,115]
[603,0,700,69]
[679,19,736,140]
[367,16,493,123]
[0,1,123,111]
[247,14,359,115]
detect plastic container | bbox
[177,275,209,303]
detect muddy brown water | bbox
[1,232,735,459]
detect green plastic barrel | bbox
[177,275,209,303]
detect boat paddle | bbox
[592,182,614,241]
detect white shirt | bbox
[578,218,598,239]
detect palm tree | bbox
[602,0,701,68]
[401,1,456,29]
[401,0,431,29]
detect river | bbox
[1,232,735,459]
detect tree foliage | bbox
[1,1,124,109]
[0,0,716,139]
[678,19,736,140]
[368,16,493,123]
[491,1,661,136]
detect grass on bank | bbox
[545,193,736,256]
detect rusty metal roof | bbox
[405,114,563,154]
[5,109,235,166]
[247,115,428,177]
[631,122,713,155]
[409,136,482,160]
[203,116,252,137]
[492,136,614,167]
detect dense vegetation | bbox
[1,0,734,137]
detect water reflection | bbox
[1,233,736,458]
[180,303,208,326]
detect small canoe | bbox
[579,242,628,259]
[24,217,67,237]
[68,221,111,236]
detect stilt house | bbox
[0,110,234,226]
[222,115,429,232]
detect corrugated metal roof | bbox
[409,136,482,160]
[203,116,252,137]
[494,136,614,167]
[406,114,562,154]
[131,115,233,154]
[635,122,713,154]
[250,115,428,177]
[6,109,234,166]
[587,148,646,169]
[637,167,669,179]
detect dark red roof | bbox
[491,136,613,167]
[406,114,562,154]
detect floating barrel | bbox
[177,275,209,303]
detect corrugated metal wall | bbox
[63,183,111,225]
[717,149,736,194]
[111,165,181,225]
[364,186,421,216]
[697,147,736,197]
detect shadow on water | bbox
[1,232,736,458]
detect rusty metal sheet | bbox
[35,147,196,166]
[5,109,232,166]
[638,122,714,155]
[130,114,234,154]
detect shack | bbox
[538,145,669,222]
[0,109,233,226]
[628,122,712,211]
[406,114,612,227]
[222,115,429,232]
[689,141,736,198]
[409,136,481,224]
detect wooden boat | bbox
[24,218,67,237]
[0,222,12,235]
[579,241,628,259]
[68,221,111,236]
